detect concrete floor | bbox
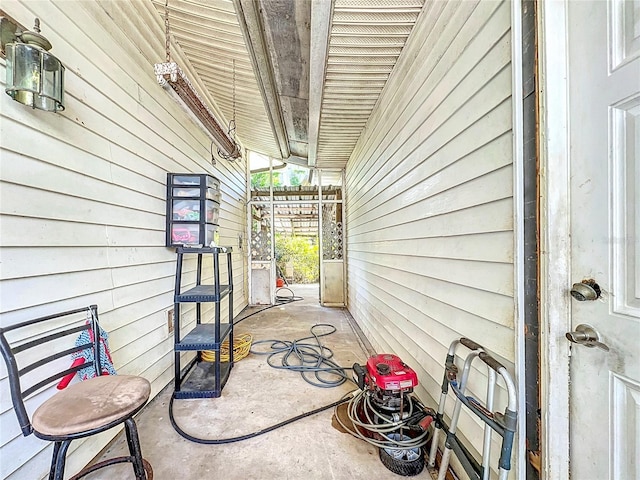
[85,284,436,480]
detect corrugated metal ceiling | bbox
[316,0,424,168]
[150,0,425,169]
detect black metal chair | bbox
[0,305,153,480]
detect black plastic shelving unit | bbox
[173,246,233,399]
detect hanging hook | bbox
[232,58,236,135]
[164,0,171,62]
[218,59,241,161]
[210,140,217,165]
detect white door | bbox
[567,1,640,479]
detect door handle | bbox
[565,324,609,351]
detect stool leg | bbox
[125,418,146,479]
[48,442,61,480]
[51,440,71,480]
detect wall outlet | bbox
[167,309,174,334]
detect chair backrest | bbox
[0,305,105,436]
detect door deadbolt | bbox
[570,279,601,301]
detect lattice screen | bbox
[322,204,343,260]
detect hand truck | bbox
[427,338,518,480]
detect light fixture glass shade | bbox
[5,42,65,112]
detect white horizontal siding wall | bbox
[345,0,516,477]
[0,1,247,478]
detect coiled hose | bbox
[250,324,352,388]
[201,333,253,363]
[334,389,432,450]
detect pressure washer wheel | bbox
[378,434,425,477]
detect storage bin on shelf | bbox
[166,173,220,247]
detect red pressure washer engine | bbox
[354,353,419,411]
[348,353,435,476]
[352,354,434,476]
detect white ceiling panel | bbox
[314,0,424,168]
[149,0,425,170]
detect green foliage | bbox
[287,167,307,187]
[275,234,319,284]
[251,171,282,189]
[251,165,309,189]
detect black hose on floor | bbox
[168,394,350,445]
[232,287,303,326]
[274,287,303,304]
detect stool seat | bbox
[32,375,151,437]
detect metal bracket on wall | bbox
[0,12,26,57]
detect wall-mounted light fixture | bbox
[1,16,65,112]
